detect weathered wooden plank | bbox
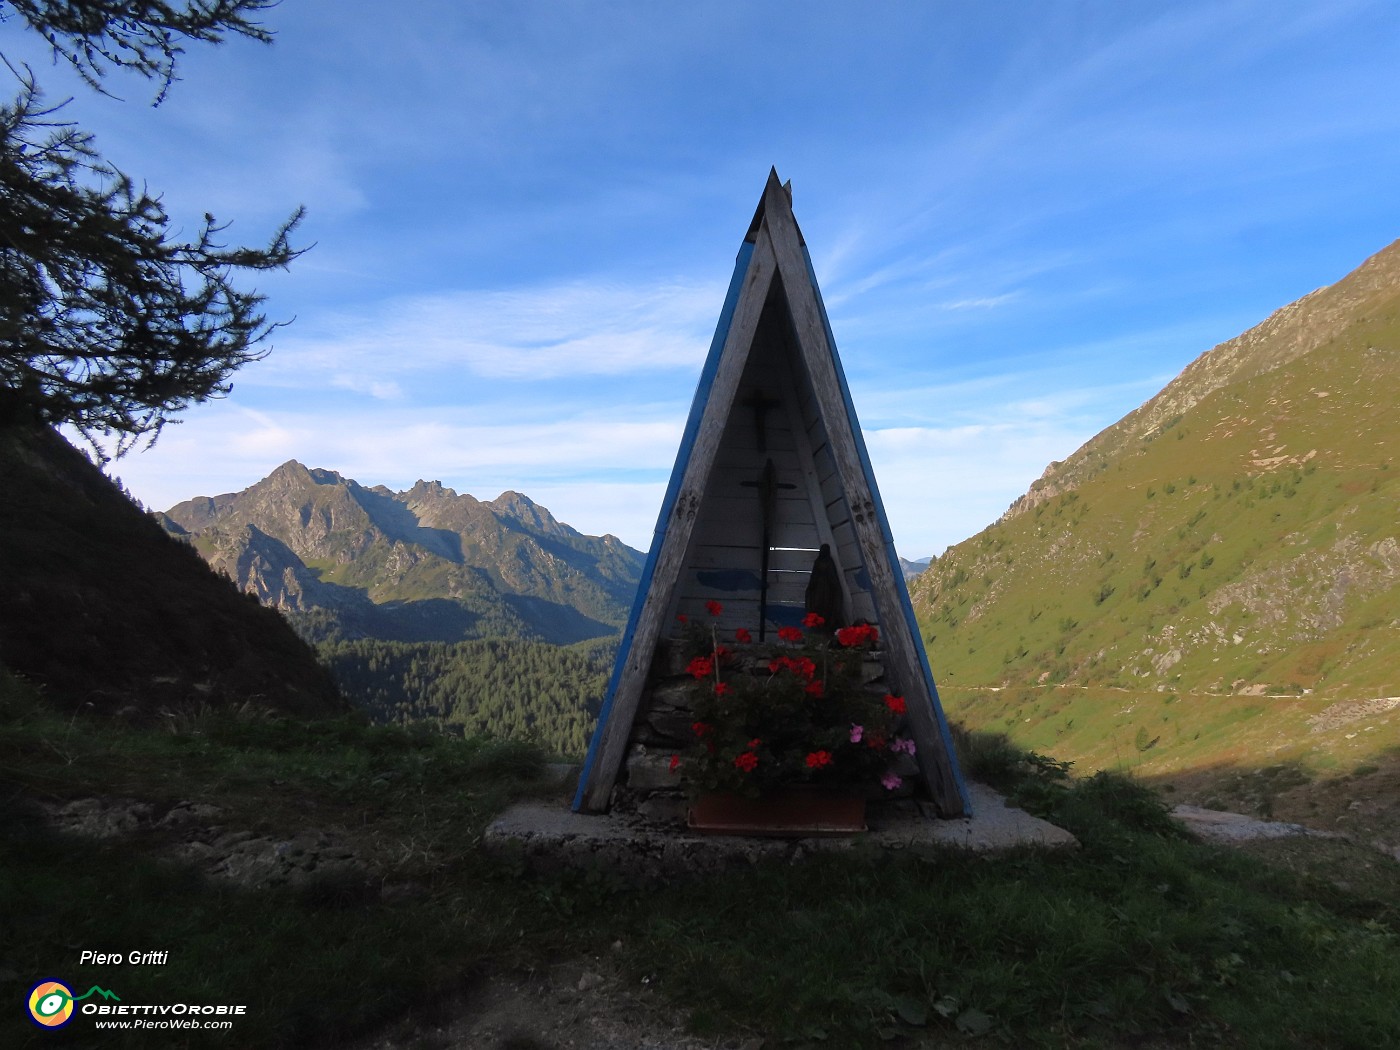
[765,547,821,572]
[768,519,821,551]
[837,540,864,578]
[819,469,845,508]
[764,577,811,607]
[831,518,858,551]
[670,600,765,641]
[674,592,762,620]
[846,587,878,624]
[687,542,764,570]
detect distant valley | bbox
[153,462,639,752]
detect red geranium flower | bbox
[805,750,833,769]
[804,680,824,697]
[803,612,825,628]
[867,733,888,750]
[676,614,688,624]
[669,754,681,773]
[777,625,804,643]
[747,738,762,749]
[686,656,714,679]
[835,624,879,648]
[713,681,731,697]
[734,628,752,644]
[691,721,713,737]
[734,751,759,772]
[706,599,724,617]
[883,694,907,715]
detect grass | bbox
[5,670,1400,1048]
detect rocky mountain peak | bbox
[492,490,567,537]
[161,467,644,646]
[405,479,459,501]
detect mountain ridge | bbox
[914,233,1400,698]
[1004,238,1400,521]
[161,462,644,646]
[909,233,1400,790]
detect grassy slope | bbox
[0,426,342,717]
[7,670,1400,1049]
[912,244,1400,802]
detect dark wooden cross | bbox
[740,457,797,640]
[741,389,782,452]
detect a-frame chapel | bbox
[574,170,970,819]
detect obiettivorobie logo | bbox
[26,976,247,1032]
[27,980,120,1029]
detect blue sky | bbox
[16,0,1400,556]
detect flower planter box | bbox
[688,786,867,837]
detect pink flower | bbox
[777,626,804,643]
[849,724,864,744]
[803,612,825,628]
[706,599,724,617]
[881,771,902,791]
[735,628,752,644]
[890,737,917,756]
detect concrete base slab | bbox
[485,781,1076,882]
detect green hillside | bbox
[0,426,343,717]
[911,238,1400,801]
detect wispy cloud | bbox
[113,399,685,544]
[865,421,1091,558]
[934,293,1021,312]
[251,278,723,392]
